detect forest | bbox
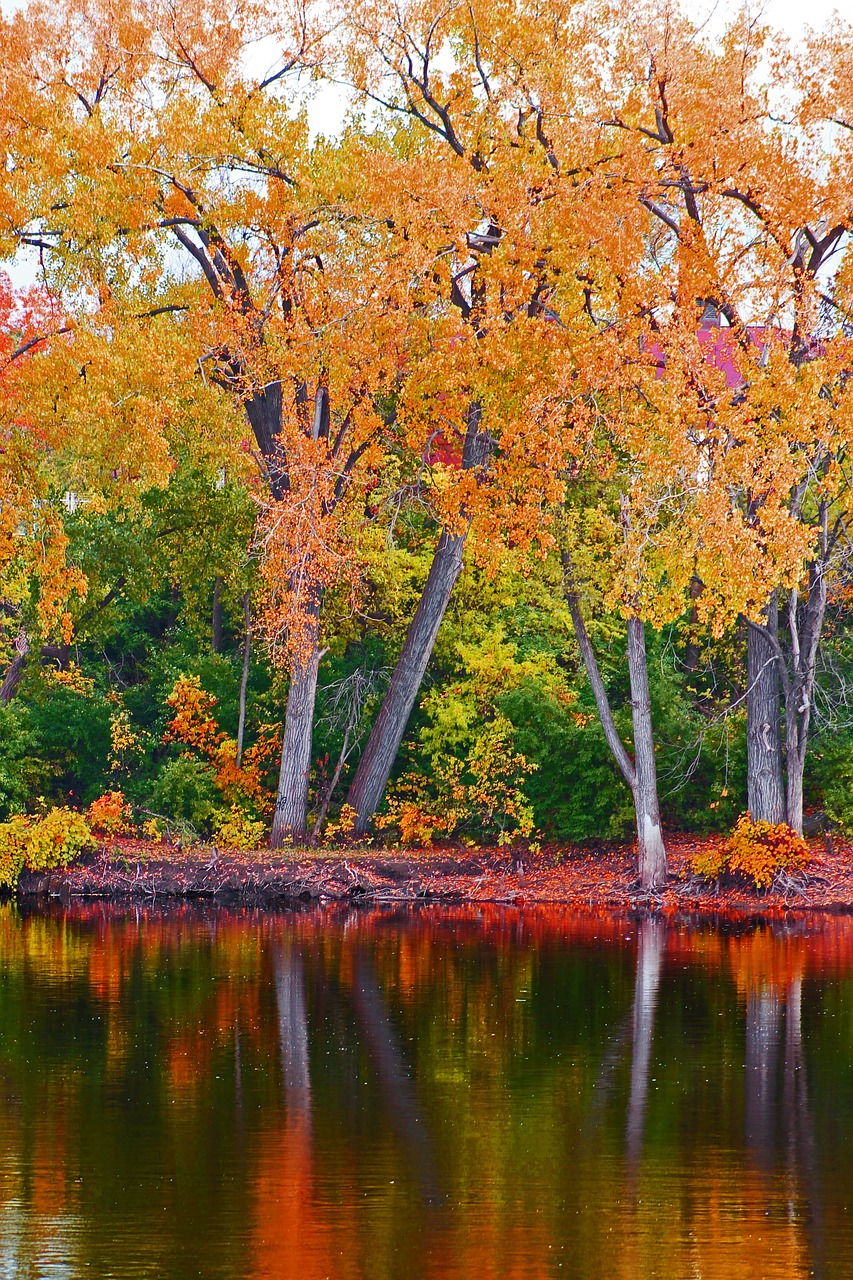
[1,0,853,891]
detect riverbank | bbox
[15,831,853,913]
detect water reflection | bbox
[0,903,851,1278]
[350,950,443,1206]
[626,917,665,1168]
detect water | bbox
[0,902,850,1279]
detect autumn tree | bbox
[334,0,605,837]
[0,0,480,841]
[0,275,89,700]
[333,0,853,874]
[552,3,853,834]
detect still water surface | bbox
[0,902,851,1279]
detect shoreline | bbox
[15,832,853,916]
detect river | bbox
[0,901,849,1278]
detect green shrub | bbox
[0,703,45,819]
[499,680,635,841]
[26,679,112,805]
[809,734,853,829]
[149,756,221,834]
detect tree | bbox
[0,275,88,699]
[336,0,600,834]
[0,0,468,841]
[569,4,853,833]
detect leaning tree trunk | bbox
[626,616,667,891]
[347,403,490,836]
[747,592,786,824]
[346,525,467,835]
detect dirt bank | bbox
[15,831,853,915]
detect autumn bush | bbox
[0,807,94,889]
[213,806,267,851]
[691,814,811,890]
[86,790,133,836]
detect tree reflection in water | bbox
[350,950,443,1206]
[0,903,849,1278]
[626,917,665,1169]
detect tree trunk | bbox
[271,596,323,846]
[683,573,704,672]
[626,917,665,1168]
[244,382,324,845]
[747,592,786,824]
[565,586,666,890]
[245,382,287,499]
[236,591,251,769]
[211,576,224,654]
[626,616,667,891]
[565,589,636,788]
[785,555,828,836]
[0,652,27,705]
[346,525,466,835]
[346,403,490,835]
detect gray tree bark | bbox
[746,551,828,837]
[565,590,636,788]
[566,589,667,891]
[270,592,323,846]
[211,576,224,654]
[242,383,329,846]
[747,592,786,824]
[346,403,490,835]
[784,531,828,835]
[236,591,251,769]
[626,616,667,891]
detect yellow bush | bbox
[0,817,30,890]
[691,814,811,889]
[0,807,94,889]
[213,806,267,851]
[141,817,165,844]
[324,804,358,842]
[689,841,728,881]
[377,716,536,848]
[728,814,810,889]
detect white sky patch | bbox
[0,0,848,290]
[707,0,844,36]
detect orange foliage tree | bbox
[0,275,88,700]
[0,0,488,842]
[333,0,853,880]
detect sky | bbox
[0,0,848,287]
[0,0,845,32]
[703,0,842,35]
